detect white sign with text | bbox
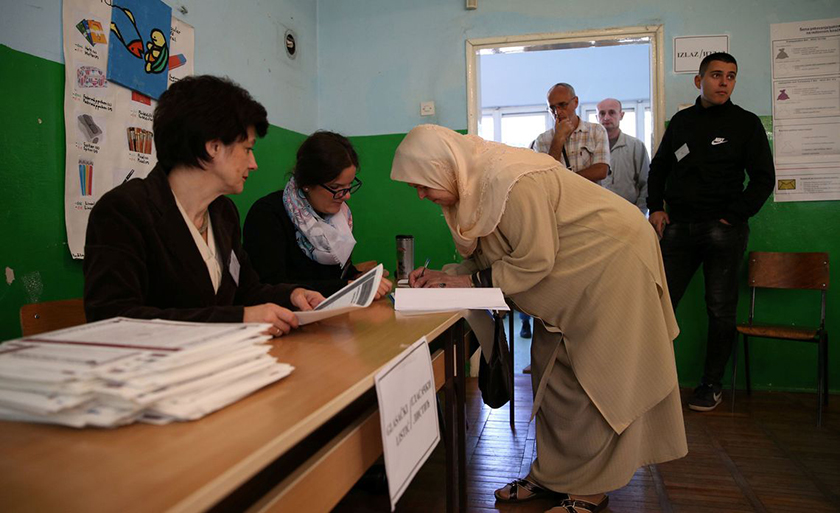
[375,337,440,511]
[673,35,729,74]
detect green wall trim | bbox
[1,45,836,395]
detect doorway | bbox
[466,25,665,154]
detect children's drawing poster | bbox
[107,0,172,99]
[63,0,194,259]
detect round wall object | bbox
[284,30,297,60]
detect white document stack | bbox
[0,318,293,428]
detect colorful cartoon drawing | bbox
[145,29,169,74]
[109,6,144,58]
[106,0,171,99]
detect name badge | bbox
[229,250,241,286]
[675,143,689,162]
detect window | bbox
[500,113,548,148]
[478,114,495,142]
[479,106,552,148]
[467,26,665,154]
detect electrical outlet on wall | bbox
[420,101,435,116]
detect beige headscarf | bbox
[391,125,562,257]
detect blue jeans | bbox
[660,220,749,388]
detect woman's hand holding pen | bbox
[408,267,471,288]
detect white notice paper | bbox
[375,337,440,511]
[771,17,840,202]
[394,287,509,314]
[673,35,729,74]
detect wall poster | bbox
[62,0,194,259]
[771,17,840,202]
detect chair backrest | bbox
[747,252,829,290]
[19,298,86,337]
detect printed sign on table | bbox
[375,337,440,511]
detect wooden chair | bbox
[19,298,86,337]
[730,252,829,425]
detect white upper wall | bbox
[0,0,319,134]
[316,0,839,136]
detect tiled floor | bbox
[335,376,838,512]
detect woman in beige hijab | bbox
[392,125,687,513]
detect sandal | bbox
[548,494,609,513]
[494,478,566,503]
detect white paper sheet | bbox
[295,264,384,325]
[394,287,509,314]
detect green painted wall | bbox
[347,133,459,274]
[0,45,304,342]
[1,44,836,394]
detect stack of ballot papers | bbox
[0,317,293,428]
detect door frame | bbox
[466,24,665,148]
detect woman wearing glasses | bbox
[244,131,392,298]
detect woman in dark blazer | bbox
[84,76,323,337]
[243,131,391,298]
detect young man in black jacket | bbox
[647,52,775,412]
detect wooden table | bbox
[0,301,467,513]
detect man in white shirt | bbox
[596,98,649,214]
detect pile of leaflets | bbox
[0,318,293,428]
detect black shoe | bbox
[688,383,722,412]
[519,320,531,338]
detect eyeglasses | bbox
[546,98,577,114]
[318,177,363,199]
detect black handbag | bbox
[478,312,513,408]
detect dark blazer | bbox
[84,165,298,323]
[243,190,358,296]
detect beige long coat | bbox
[470,168,680,435]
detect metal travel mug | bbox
[396,235,415,286]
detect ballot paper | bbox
[394,287,510,314]
[295,263,384,325]
[0,318,293,428]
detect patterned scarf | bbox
[282,177,356,266]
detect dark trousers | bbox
[660,220,749,388]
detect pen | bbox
[122,169,135,184]
[420,258,430,278]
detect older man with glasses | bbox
[530,82,610,184]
